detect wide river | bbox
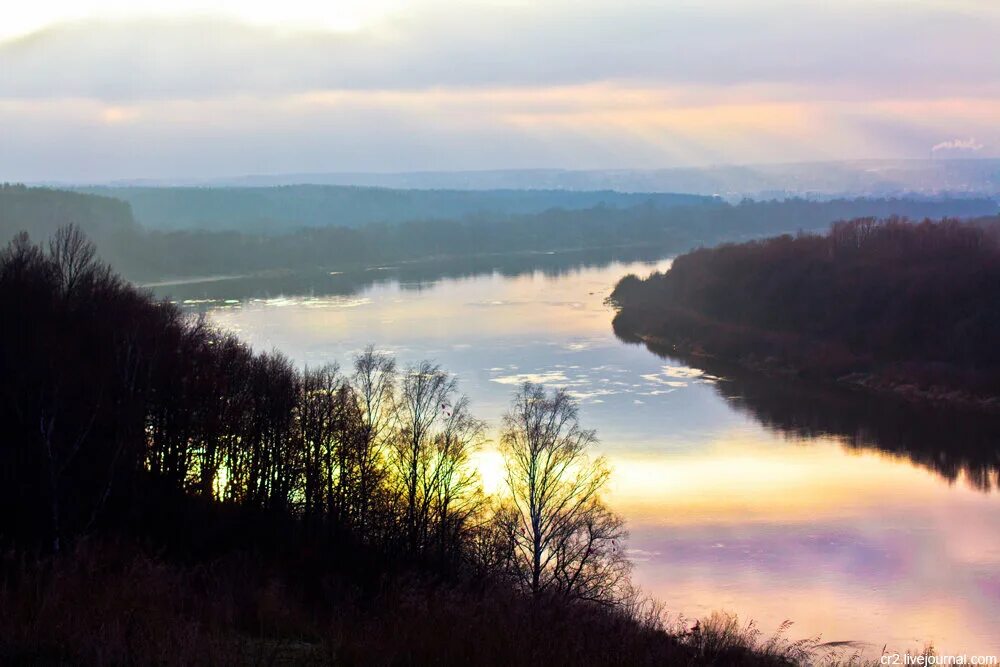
[160,250,1000,657]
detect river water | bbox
[159,250,1000,657]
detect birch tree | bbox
[500,382,629,604]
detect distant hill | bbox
[0,185,146,275]
[0,184,139,242]
[74,185,722,233]
[65,159,1000,201]
[4,184,998,282]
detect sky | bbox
[1,0,998,182]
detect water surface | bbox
[163,253,1000,656]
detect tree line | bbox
[76,184,719,232]
[610,215,1000,401]
[0,225,628,606]
[3,183,995,283]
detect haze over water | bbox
[166,255,1000,656]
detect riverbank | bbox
[610,216,1000,414]
[626,330,1000,414]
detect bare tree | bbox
[47,224,97,296]
[349,346,397,537]
[550,500,630,605]
[297,363,342,530]
[500,382,629,604]
[428,393,485,560]
[393,360,457,552]
[467,500,519,581]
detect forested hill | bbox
[3,184,997,282]
[0,184,139,242]
[74,185,722,232]
[1,184,152,277]
[610,216,1000,408]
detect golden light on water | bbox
[604,435,953,524]
[601,435,1000,654]
[467,428,1000,653]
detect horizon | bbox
[19,157,1000,198]
[23,155,1000,180]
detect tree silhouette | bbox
[0,228,635,614]
[499,383,629,604]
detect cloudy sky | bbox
[1,0,998,182]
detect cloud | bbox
[0,1,997,179]
[931,138,985,153]
[2,86,998,181]
[0,2,998,102]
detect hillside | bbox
[0,184,139,241]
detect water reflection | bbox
[613,432,1000,655]
[149,245,672,303]
[621,337,1000,493]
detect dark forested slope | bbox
[611,216,1000,407]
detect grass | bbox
[0,540,927,666]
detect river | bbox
[157,249,1000,657]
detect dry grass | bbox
[0,540,920,666]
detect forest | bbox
[611,216,1000,407]
[0,227,825,665]
[3,183,996,283]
